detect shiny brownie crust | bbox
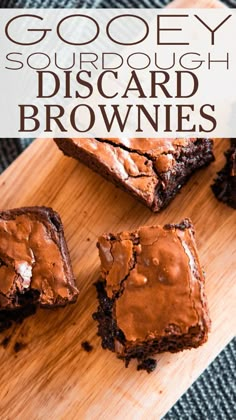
[0,206,78,331]
[54,138,214,212]
[93,219,211,372]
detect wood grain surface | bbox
[0,138,235,419]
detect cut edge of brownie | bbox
[95,138,215,212]
[0,206,79,331]
[93,219,210,373]
[152,139,215,211]
[54,138,214,212]
[211,140,236,209]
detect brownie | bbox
[212,139,236,209]
[0,207,79,331]
[93,219,211,372]
[54,138,214,212]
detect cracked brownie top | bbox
[0,207,78,309]
[59,137,214,211]
[73,137,195,177]
[62,137,213,211]
[102,137,195,155]
[97,219,210,342]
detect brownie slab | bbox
[0,207,79,331]
[212,139,236,209]
[93,219,211,372]
[54,138,214,212]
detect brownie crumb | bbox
[1,336,11,349]
[81,341,93,353]
[137,358,157,373]
[14,341,27,353]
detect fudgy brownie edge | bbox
[212,139,236,209]
[0,206,79,331]
[93,219,210,372]
[54,138,215,212]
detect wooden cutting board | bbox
[0,2,234,417]
[0,138,235,419]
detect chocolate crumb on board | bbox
[14,341,27,353]
[137,358,157,373]
[1,336,11,349]
[81,341,93,353]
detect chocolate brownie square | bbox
[93,219,210,372]
[54,138,214,212]
[212,139,236,209]
[0,207,78,331]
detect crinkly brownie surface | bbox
[93,219,211,372]
[0,206,78,311]
[54,138,214,212]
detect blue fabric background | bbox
[0,0,235,418]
